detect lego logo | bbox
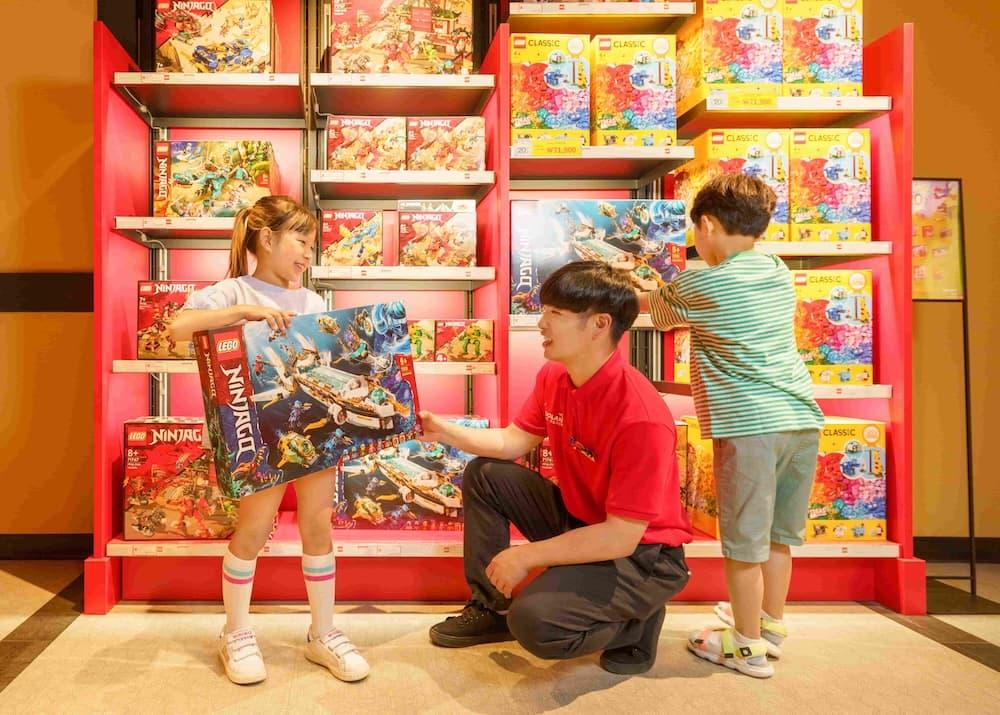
[794,274,808,285]
[155,142,169,156]
[217,339,240,352]
[139,284,154,294]
[157,1,170,8]
[599,39,611,51]
[513,37,526,49]
[711,132,725,144]
[794,132,807,144]
[127,431,147,444]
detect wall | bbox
[865,4,999,537]
[0,1,94,534]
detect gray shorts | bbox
[713,430,820,563]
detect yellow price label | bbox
[728,93,779,110]
[529,141,583,157]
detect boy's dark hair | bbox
[539,261,639,342]
[690,174,777,238]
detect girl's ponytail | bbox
[228,207,254,278]
[226,196,318,279]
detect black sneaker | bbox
[429,600,515,648]
[599,607,666,675]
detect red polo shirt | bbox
[514,350,692,547]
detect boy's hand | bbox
[418,411,447,443]
[240,305,297,331]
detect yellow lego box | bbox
[511,34,591,146]
[684,417,719,538]
[591,35,676,148]
[674,419,690,509]
[676,0,784,117]
[783,0,863,97]
[673,129,790,242]
[790,128,871,241]
[674,327,691,383]
[792,269,873,385]
[807,417,886,541]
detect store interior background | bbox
[0,2,996,562]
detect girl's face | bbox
[259,227,316,285]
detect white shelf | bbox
[658,380,891,400]
[756,241,893,257]
[112,359,494,376]
[685,540,900,559]
[509,2,695,33]
[415,361,496,375]
[312,170,495,201]
[510,2,695,15]
[510,313,655,330]
[113,216,234,248]
[510,144,694,182]
[311,73,495,116]
[311,265,494,291]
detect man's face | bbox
[537,304,597,364]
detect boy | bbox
[640,174,823,678]
[423,261,691,675]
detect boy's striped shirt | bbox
[648,251,823,439]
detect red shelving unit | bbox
[89,10,922,614]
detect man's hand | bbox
[418,410,447,444]
[486,546,532,598]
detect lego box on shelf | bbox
[674,327,691,383]
[592,35,677,148]
[320,209,383,266]
[334,416,488,530]
[683,417,718,538]
[808,417,886,541]
[676,0,784,116]
[328,0,474,74]
[326,116,407,171]
[783,0,863,97]
[790,128,871,241]
[137,281,212,359]
[406,117,486,171]
[397,199,477,267]
[511,33,592,146]
[155,0,277,73]
[153,140,278,218]
[434,319,494,362]
[123,417,238,540]
[194,303,421,498]
[407,320,437,362]
[793,269,873,385]
[674,129,790,242]
[510,199,686,314]
[674,419,689,509]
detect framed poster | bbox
[911,178,965,300]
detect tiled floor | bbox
[1,561,998,714]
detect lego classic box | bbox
[327,116,406,171]
[194,303,421,498]
[328,0,473,74]
[153,140,278,218]
[406,117,486,171]
[397,199,477,267]
[683,416,719,538]
[434,320,494,362]
[510,199,686,314]
[790,128,871,241]
[155,0,277,73]
[511,33,591,146]
[783,0,863,97]
[138,281,212,359]
[123,417,238,540]
[320,209,383,266]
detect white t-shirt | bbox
[183,276,327,315]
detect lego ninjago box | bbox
[406,117,486,171]
[397,199,477,267]
[434,320,493,362]
[138,281,212,359]
[320,209,383,266]
[334,416,488,530]
[123,417,238,540]
[510,199,686,314]
[407,319,436,362]
[194,303,422,498]
[327,116,406,171]
[155,0,278,73]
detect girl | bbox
[170,195,369,685]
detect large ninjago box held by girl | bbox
[194,303,421,498]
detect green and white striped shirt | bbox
[649,251,823,439]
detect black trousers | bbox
[463,458,690,660]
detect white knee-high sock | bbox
[302,551,336,637]
[222,549,257,634]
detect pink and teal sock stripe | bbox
[223,563,255,585]
[302,562,336,582]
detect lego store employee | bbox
[640,174,824,679]
[169,195,370,686]
[422,261,692,676]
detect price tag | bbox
[707,90,778,110]
[530,140,583,157]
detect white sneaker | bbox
[218,628,267,685]
[305,628,370,682]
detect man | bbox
[422,261,692,675]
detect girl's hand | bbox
[239,305,297,331]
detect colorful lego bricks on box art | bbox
[335,416,488,530]
[327,117,407,171]
[320,209,383,266]
[793,270,873,385]
[328,0,473,74]
[807,417,886,542]
[123,418,237,540]
[406,117,486,171]
[790,128,871,241]
[511,34,592,146]
[434,320,494,362]
[153,140,278,218]
[195,303,421,498]
[155,0,277,73]
[510,199,686,314]
[137,281,212,359]
[783,0,863,97]
[398,199,477,267]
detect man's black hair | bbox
[539,261,639,342]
